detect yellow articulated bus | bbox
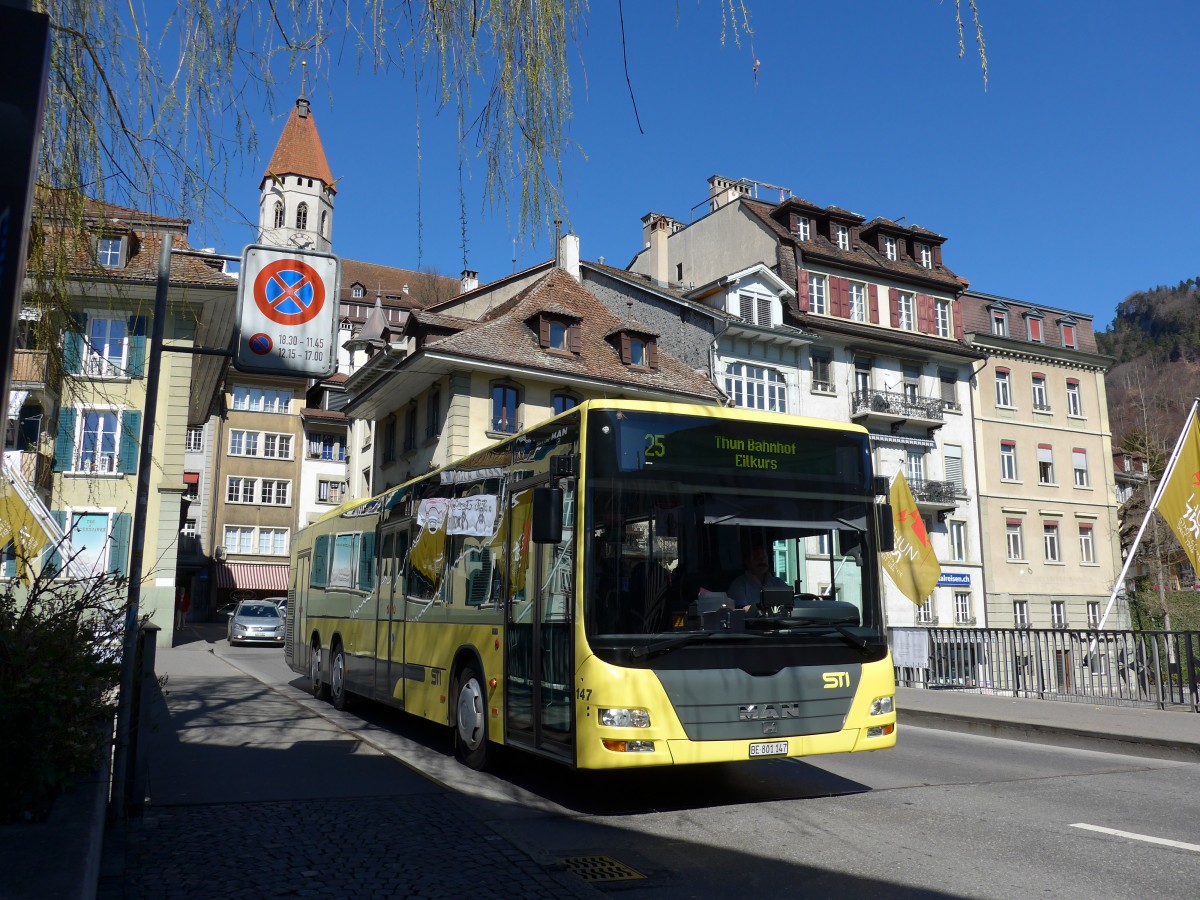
[285,399,897,771]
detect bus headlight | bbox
[599,707,651,728]
[870,696,894,716]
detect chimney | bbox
[707,174,750,213]
[460,269,479,293]
[647,214,670,286]
[558,233,580,281]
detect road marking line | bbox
[1070,823,1200,853]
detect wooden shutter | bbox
[63,313,87,375]
[127,315,148,377]
[868,284,880,324]
[568,323,581,353]
[647,340,659,370]
[889,288,900,328]
[108,513,131,576]
[830,277,848,318]
[53,408,76,471]
[620,333,631,364]
[953,299,964,340]
[118,410,141,475]
[538,316,550,347]
[916,293,932,333]
[797,271,810,313]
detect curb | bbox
[899,707,1200,764]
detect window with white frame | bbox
[902,365,921,402]
[897,292,916,331]
[807,273,828,315]
[1079,523,1096,563]
[884,236,897,260]
[1037,444,1055,484]
[725,362,786,412]
[1073,448,1090,487]
[231,386,292,413]
[76,410,121,473]
[918,244,932,268]
[260,479,291,506]
[954,591,972,624]
[1066,380,1084,417]
[228,430,259,457]
[991,308,1008,336]
[272,202,285,229]
[185,427,204,452]
[810,352,833,392]
[223,526,255,554]
[949,520,967,561]
[812,533,831,556]
[835,224,850,250]
[257,528,289,556]
[84,316,128,377]
[906,450,926,485]
[183,474,200,501]
[995,369,1013,407]
[1032,374,1050,411]
[308,432,346,461]
[97,236,125,268]
[491,383,520,434]
[915,598,935,624]
[1060,322,1077,349]
[736,289,774,326]
[181,519,197,538]
[226,477,256,504]
[1044,522,1061,562]
[1087,601,1100,626]
[797,217,811,240]
[939,369,959,411]
[318,479,348,504]
[854,356,872,398]
[1014,600,1030,627]
[849,282,867,322]
[1051,600,1067,627]
[261,433,293,459]
[1006,521,1024,560]
[351,283,365,299]
[1000,441,1018,480]
[935,299,951,337]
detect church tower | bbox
[258,93,336,252]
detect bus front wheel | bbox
[311,642,329,701]
[454,663,490,770]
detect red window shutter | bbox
[996,366,1010,375]
[538,316,550,347]
[1001,439,1016,447]
[647,340,659,370]
[868,284,880,324]
[569,323,581,354]
[953,299,964,340]
[797,270,810,313]
[916,293,932,333]
[933,245,943,267]
[620,333,631,364]
[831,277,848,318]
[889,288,900,328]
[1006,518,1022,526]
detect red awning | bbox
[213,563,289,591]
[183,472,200,485]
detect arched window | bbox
[296,202,308,231]
[320,210,328,238]
[272,201,284,229]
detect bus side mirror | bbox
[877,504,895,553]
[531,487,563,544]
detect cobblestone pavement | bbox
[98,793,594,899]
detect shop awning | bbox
[183,472,200,485]
[213,563,289,591]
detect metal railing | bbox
[851,389,945,422]
[908,478,960,505]
[892,626,1200,712]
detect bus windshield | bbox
[584,410,885,658]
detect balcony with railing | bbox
[14,450,53,493]
[909,478,960,516]
[12,350,50,388]
[850,389,945,429]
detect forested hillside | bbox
[1098,278,1200,459]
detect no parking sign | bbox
[234,245,340,378]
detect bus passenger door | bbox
[288,550,310,674]
[379,526,411,708]
[506,482,574,762]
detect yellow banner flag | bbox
[1154,409,1200,575]
[0,473,51,580]
[881,470,941,605]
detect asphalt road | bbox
[208,641,1200,899]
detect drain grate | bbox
[561,855,646,883]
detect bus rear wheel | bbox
[310,642,329,701]
[454,663,490,770]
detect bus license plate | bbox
[749,740,789,758]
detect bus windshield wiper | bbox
[630,631,726,661]
[749,617,873,652]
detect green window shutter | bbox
[358,531,376,591]
[2,542,16,578]
[311,534,329,587]
[44,510,67,576]
[127,315,147,378]
[118,410,141,475]
[63,313,87,375]
[108,513,131,576]
[53,408,77,472]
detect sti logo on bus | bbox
[823,672,850,688]
[739,703,800,720]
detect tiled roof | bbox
[263,98,335,186]
[422,269,722,401]
[47,221,236,288]
[340,258,459,309]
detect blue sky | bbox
[206,1,1200,331]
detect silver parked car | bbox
[226,601,285,647]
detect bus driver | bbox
[728,544,788,614]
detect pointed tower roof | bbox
[262,95,336,191]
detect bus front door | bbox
[506,484,575,762]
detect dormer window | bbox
[536,314,580,354]
[736,289,775,326]
[835,224,850,250]
[616,330,658,370]
[883,236,897,261]
[97,236,126,268]
[351,283,365,299]
[990,304,1009,336]
[548,320,568,350]
[797,217,811,241]
[1026,312,1044,343]
[918,244,932,268]
[1059,319,1077,349]
[629,336,648,366]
